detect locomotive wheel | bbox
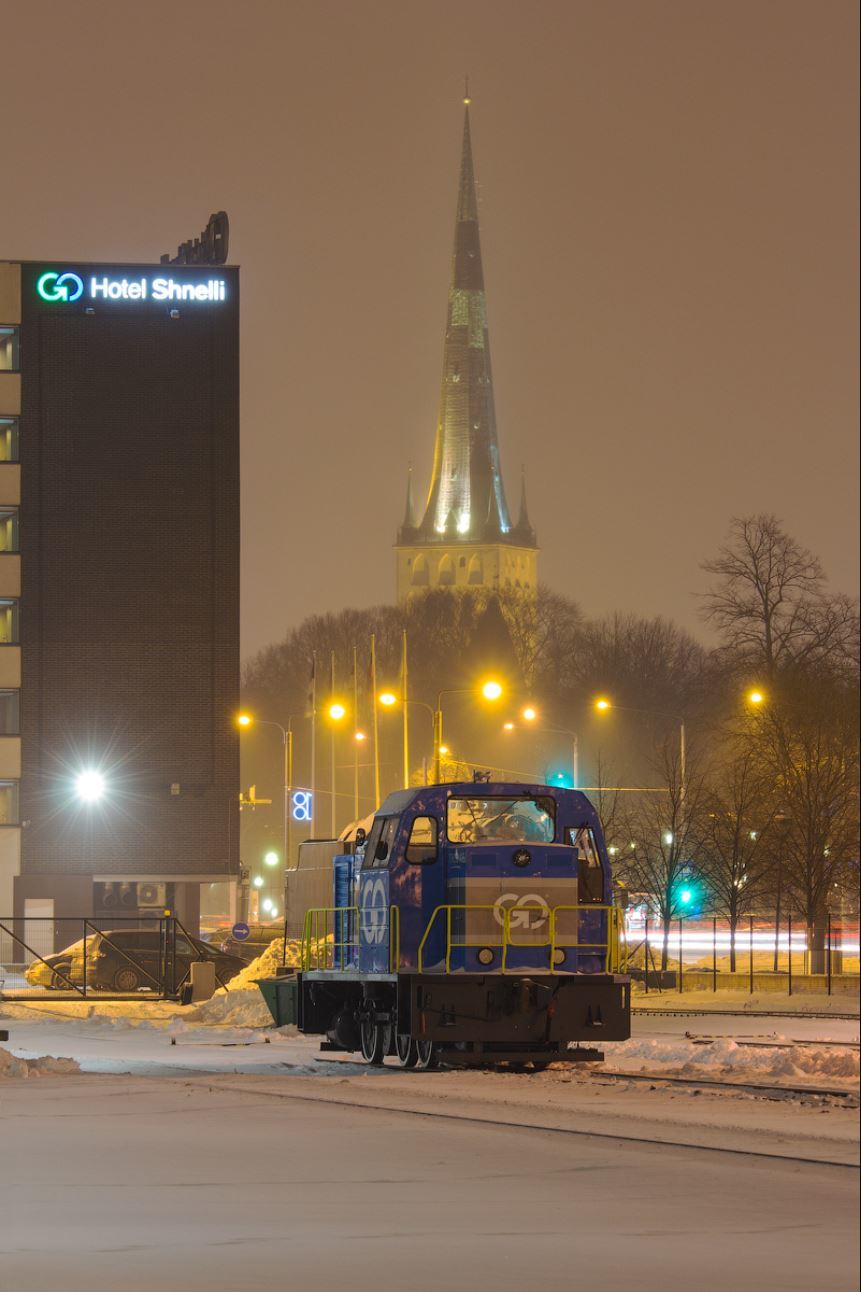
[360,1017,386,1065]
[414,1040,439,1070]
[395,1033,419,1068]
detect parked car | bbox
[24,930,245,993]
[214,922,284,964]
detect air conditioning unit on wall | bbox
[137,882,167,909]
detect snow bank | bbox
[184,935,318,1028]
[605,1036,860,1084]
[0,1045,80,1079]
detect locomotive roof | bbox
[374,782,599,820]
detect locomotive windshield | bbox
[447,796,555,845]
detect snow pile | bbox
[604,1036,860,1084]
[0,1045,80,1079]
[184,935,325,1028]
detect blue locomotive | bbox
[296,780,631,1068]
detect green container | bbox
[256,974,298,1027]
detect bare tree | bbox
[701,514,858,678]
[698,749,778,970]
[616,743,707,970]
[750,674,859,972]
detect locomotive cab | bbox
[296,781,631,1068]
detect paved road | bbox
[1,1075,857,1292]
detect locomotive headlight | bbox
[552,948,567,966]
[477,947,495,966]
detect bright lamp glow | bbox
[261,898,274,914]
[355,730,367,743]
[328,702,346,721]
[663,831,673,845]
[503,721,515,732]
[237,712,253,727]
[481,680,503,701]
[378,692,398,707]
[747,689,765,706]
[438,744,450,756]
[76,770,106,803]
[263,850,279,867]
[522,706,538,722]
[595,698,612,712]
[252,876,264,888]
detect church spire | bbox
[418,97,514,542]
[402,464,418,530]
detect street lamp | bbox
[326,701,348,834]
[75,769,106,803]
[747,688,766,707]
[503,716,579,788]
[433,680,504,784]
[237,712,294,869]
[263,850,279,868]
[594,697,686,802]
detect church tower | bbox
[396,95,538,601]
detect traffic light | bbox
[672,870,705,916]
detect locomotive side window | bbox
[361,818,385,870]
[566,826,601,867]
[370,816,399,869]
[405,815,438,865]
[447,797,555,844]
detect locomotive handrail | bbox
[418,903,626,975]
[389,905,400,972]
[301,906,360,971]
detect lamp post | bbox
[379,691,435,789]
[595,698,686,803]
[510,707,580,788]
[327,701,347,835]
[433,681,504,785]
[237,713,294,869]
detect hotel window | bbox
[0,419,19,462]
[0,508,19,552]
[0,327,20,372]
[0,690,20,735]
[0,781,19,824]
[0,599,19,643]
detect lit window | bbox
[0,599,19,643]
[0,781,19,824]
[0,328,20,372]
[0,419,19,462]
[406,815,438,865]
[0,690,20,735]
[0,508,19,553]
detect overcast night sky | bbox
[3,0,857,658]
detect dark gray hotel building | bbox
[0,258,239,934]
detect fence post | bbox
[788,914,792,996]
[749,915,754,995]
[82,919,88,998]
[678,918,683,995]
[713,916,717,992]
[826,913,832,997]
[644,916,649,993]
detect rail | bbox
[299,902,626,976]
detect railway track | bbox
[633,1007,860,1021]
[596,1069,858,1100]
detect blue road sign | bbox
[231,922,251,941]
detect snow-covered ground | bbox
[2,967,858,1290]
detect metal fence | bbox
[625,913,860,995]
[0,916,232,1000]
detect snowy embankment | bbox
[603,1035,860,1085]
[0,1046,79,1079]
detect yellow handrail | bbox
[418,903,625,975]
[301,906,359,971]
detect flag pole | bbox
[309,652,317,839]
[402,628,410,789]
[371,634,381,809]
[330,650,337,836]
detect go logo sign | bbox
[37,271,85,303]
[493,893,550,932]
[291,790,313,822]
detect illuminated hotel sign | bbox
[36,269,228,306]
